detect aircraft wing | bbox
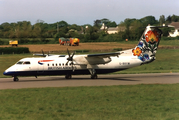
[86,52,122,58]
[33,54,46,57]
[73,52,123,66]
[33,54,66,58]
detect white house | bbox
[100,23,118,34]
[168,22,179,37]
[107,27,118,34]
[100,23,108,30]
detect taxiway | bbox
[0,73,179,90]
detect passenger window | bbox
[47,64,49,66]
[23,61,30,64]
[59,63,61,66]
[56,63,58,66]
[52,64,54,66]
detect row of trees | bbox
[0,14,179,44]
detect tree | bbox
[69,24,81,31]
[166,15,172,24]
[171,14,179,22]
[1,22,11,32]
[93,19,101,27]
[101,18,110,25]
[84,26,100,41]
[106,21,117,27]
[122,18,136,39]
[58,21,68,28]
[140,16,158,26]
[130,20,144,40]
[159,15,165,25]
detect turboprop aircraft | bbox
[4,25,164,81]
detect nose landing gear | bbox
[13,76,19,82]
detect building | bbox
[107,27,119,34]
[100,23,127,34]
[168,22,179,37]
[100,23,108,30]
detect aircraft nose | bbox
[3,69,14,76]
[3,71,10,75]
[3,71,8,75]
[3,65,17,76]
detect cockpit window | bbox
[16,61,23,64]
[16,61,31,65]
[23,61,30,64]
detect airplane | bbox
[3,25,165,81]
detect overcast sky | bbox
[0,0,179,25]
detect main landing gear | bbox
[65,74,72,79]
[89,69,98,79]
[13,76,19,82]
[91,74,98,79]
[65,69,98,79]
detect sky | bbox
[0,0,179,25]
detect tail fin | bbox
[132,25,163,63]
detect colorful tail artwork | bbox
[132,25,162,63]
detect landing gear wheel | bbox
[65,74,72,79]
[91,74,98,79]
[13,76,19,82]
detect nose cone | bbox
[3,71,8,75]
[3,66,16,76]
[3,70,13,76]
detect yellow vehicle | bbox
[9,40,18,47]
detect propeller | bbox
[66,49,76,71]
[47,51,50,56]
[41,50,50,57]
[41,49,45,57]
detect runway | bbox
[0,73,179,90]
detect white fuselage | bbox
[3,50,143,77]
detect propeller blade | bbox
[67,48,70,57]
[66,60,69,65]
[71,61,75,72]
[48,51,50,56]
[66,49,76,72]
[71,51,76,58]
[41,49,45,57]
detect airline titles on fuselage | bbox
[48,66,75,70]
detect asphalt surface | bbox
[0,73,179,90]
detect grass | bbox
[119,39,179,46]
[1,84,179,119]
[160,39,179,46]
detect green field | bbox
[1,84,179,120]
[120,39,179,46]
